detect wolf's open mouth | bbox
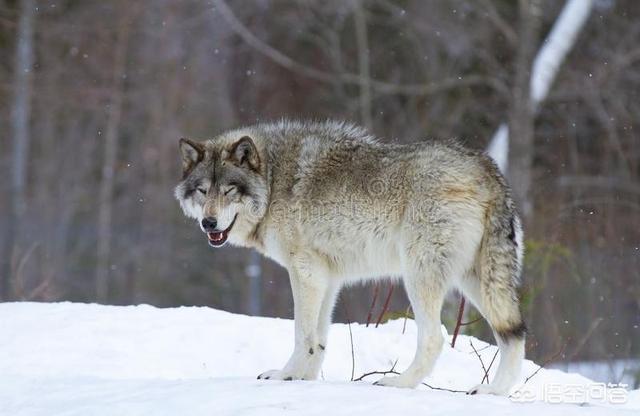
[207,214,237,247]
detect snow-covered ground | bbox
[1,302,638,415]
[552,359,640,387]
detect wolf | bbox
[174,120,525,395]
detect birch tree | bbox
[488,0,595,220]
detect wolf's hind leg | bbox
[375,271,446,388]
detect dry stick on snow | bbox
[354,364,466,394]
[469,340,490,384]
[482,350,500,384]
[352,358,397,382]
[343,299,356,381]
[451,296,466,347]
[523,343,567,385]
[353,368,398,382]
[366,284,379,327]
[375,285,394,328]
[347,319,355,382]
[469,339,500,384]
[468,344,492,354]
[355,340,502,392]
[421,383,467,394]
[508,343,568,399]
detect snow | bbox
[1,302,638,415]
[552,359,640,387]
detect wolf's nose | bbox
[201,217,217,232]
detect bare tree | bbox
[490,0,595,220]
[353,0,372,130]
[95,8,135,303]
[507,0,543,222]
[3,0,36,300]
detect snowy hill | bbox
[1,302,638,415]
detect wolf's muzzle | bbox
[204,214,237,248]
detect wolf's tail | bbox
[466,187,526,395]
[477,190,525,340]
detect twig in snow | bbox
[467,344,492,354]
[523,343,566,385]
[421,382,467,394]
[509,343,568,399]
[353,368,399,382]
[469,340,489,384]
[354,363,466,394]
[482,349,499,384]
[351,357,399,381]
[343,299,356,381]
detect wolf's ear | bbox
[179,138,204,177]
[227,136,260,171]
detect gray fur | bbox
[175,119,525,395]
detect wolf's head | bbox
[174,132,268,248]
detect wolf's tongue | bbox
[208,232,224,242]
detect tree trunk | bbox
[505,0,593,222]
[2,0,36,300]
[353,0,372,130]
[95,14,132,303]
[508,0,542,223]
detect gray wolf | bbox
[174,120,525,395]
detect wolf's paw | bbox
[373,375,417,389]
[257,369,304,381]
[467,383,509,396]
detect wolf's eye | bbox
[224,186,236,196]
[197,187,207,195]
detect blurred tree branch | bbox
[558,175,640,196]
[214,0,507,97]
[95,5,140,302]
[478,0,517,46]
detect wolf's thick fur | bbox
[175,120,525,395]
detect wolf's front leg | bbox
[258,264,328,381]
